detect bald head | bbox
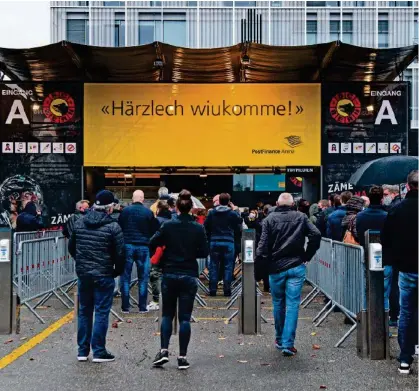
[132,190,144,203]
[277,192,294,207]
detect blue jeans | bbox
[269,264,306,349]
[384,265,393,312]
[77,276,115,358]
[160,273,198,356]
[398,272,418,364]
[121,244,150,311]
[209,241,235,294]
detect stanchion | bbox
[0,228,13,335]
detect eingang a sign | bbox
[84,83,321,167]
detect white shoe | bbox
[147,301,160,311]
[77,356,88,362]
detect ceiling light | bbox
[367,105,374,112]
[199,169,207,178]
[124,173,133,178]
[32,103,40,111]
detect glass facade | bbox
[307,20,318,45]
[67,19,89,44]
[378,20,389,48]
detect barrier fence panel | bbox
[302,238,367,348]
[13,235,76,324]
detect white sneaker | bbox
[147,301,159,311]
[77,356,88,362]
[398,363,412,375]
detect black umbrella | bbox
[349,156,419,187]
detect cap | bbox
[95,190,117,207]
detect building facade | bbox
[51,1,418,134]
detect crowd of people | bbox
[63,171,417,375]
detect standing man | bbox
[16,201,44,232]
[382,171,418,375]
[63,199,90,238]
[316,195,340,237]
[204,193,241,297]
[326,191,352,240]
[383,184,402,210]
[69,190,124,363]
[257,193,321,357]
[118,190,158,313]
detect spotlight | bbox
[199,169,207,178]
[32,103,40,111]
[367,105,374,112]
[124,173,133,178]
[241,54,250,65]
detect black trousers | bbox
[389,267,400,321]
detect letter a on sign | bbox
[375,100,397,125]
[5,100,29,125]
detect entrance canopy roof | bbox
[0,40,417,83]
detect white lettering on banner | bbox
[375,100,397,125]
[328,182,354,194]
[371,90,402,97]
[51,214,71,225]
[5,100,29,125]
[1,89,33,96]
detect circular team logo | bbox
[329,92,361,124]
[43,92,75,123]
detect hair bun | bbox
[179,189,192,200]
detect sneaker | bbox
[92,352,115,363]
[398,362,412,375]
[282,347,298,357]
[77,356,88,362]
[218,281,224,286]
[139,309,149,314]
[153,350,169,367]
[147,301,160,311]
[121,309,130,314]
[275,340,283,350]
[178,357,190,370]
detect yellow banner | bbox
[84,83,321,166]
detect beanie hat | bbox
[213,194,220,207]
[346,195,364,212]
[95,190,117,207]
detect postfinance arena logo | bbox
[329,92,361,124]
[43,92,75,123]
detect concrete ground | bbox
[0,284,417,391]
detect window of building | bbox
[307,20,317,44]
[223,1,234,6]
[388,1,412,6]
[342,20,353,43]
[67,19,89,44]
[354,1,365,6]
[115,20,125,47]
[235,1,257,6]
[150,1,162,6]
[139,18,186,47]
[307,1,326,6]
[187,1,197,6]
[378,20,389,48]
[414,18,418,43]
[271,1,282,6]
[77,1,89,6]
[327,1,340,6]
[104,1,125,6]
[330,20,340,41]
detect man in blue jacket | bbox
[204,193,241,297]
[326,191,352,240]
[16,201,43,232]
[118,190,159,313]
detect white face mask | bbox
[383,195,392,206]
[249,213,256,219]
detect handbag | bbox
[343,218,358,245]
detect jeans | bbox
[160,273,198,357]
[384,265,393,312]
[77,276,115,357]
[121,244,150,311]
[398,272,418,364]
[150,265,163,303]
[269,264,306,349]
[209,241,235,294]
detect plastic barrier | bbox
[303,239,366,347]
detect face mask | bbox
[249,213,256,219]
[383,195,392,206]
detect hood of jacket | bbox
[214,205,231,214]
[23,202,37,216]
[309,204,319,217]
[83,209,114,228]
[157,209,173,220]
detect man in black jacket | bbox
[204,193,241,296]
[257,192,321,357]
[16,201,43,232]
[69,190,124,363]
[63,200,90,238]
[118,190,159,313]
[381,170,418,375]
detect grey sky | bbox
[0,1,50,48]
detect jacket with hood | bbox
[118,202,159,246]
[150,213,209,277]
[69,209,125,278]
[157,209,172,226]
[16,202,43,232]
[381,190,418,273]
[256,206,321,274]
[356,205,387,247]
[309,204,321,225]
[150,194,171,217]
[204,205,242,245]
[316,206,335,237]
[63,210,85,238]
[326,206,347,241]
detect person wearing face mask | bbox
[383,185,402,210]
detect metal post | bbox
[0,228,13,334]
[366,230,387,360]
[238,229,260,334]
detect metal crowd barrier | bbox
[13,235,76,324]
[302,239,366,347]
